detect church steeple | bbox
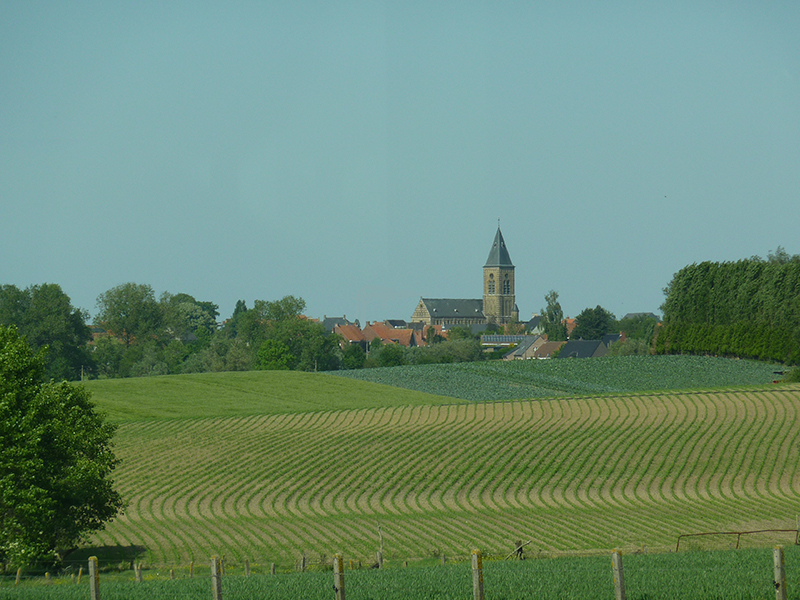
[482,226,517,325]
[484,227,514,268]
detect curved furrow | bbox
[516,398,594,510]
[662,393,707,503]
[593,396,640,506]
[692,392,746,505]
[559,396,627,509]
[719,391,768,503]
[434,403,484,514]
[607,396,659,508]
[770,390,800,497]
[350,420,448,516]
[436,402,524,513]
[391,406,469,516]
[520,400,576,509]
[746,391,787,503]
[345,405,447,517]
[646,393,692,505]
[674,394,718,503]
[379,405,471,514]
[705,392,757,504]
[485,400,570,511]
[619,395,684,508]
[523,399,584,510]
[489,400,552,511]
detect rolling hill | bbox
[77,358,800,567]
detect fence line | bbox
[675,528,799,552]
[5,545,799,599]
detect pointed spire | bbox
[484,227,514,267]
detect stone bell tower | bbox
[482,227,517,325]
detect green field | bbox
[82,370,458,422]
[11,356,800,599]
[334,355,781,400]
[5,546,799,599]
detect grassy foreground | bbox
[5,546,800,599]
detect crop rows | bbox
[91,385,800,566]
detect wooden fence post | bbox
[190,560,194,578]
[15,567,21,586]
[88,556,101,600]
[333,554,346,600]
[611,550,626,600]
[441,553,446,566]
[244,559,250,577]
[471,550,485,600]
[271,563,276,575]
[376,551,383,569]
[211,556,223,600]
[77,567,83,584]
[774,546,787,600]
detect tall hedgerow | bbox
[657,251,800,364]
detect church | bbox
[410,227,520,327]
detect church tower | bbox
[483,227,517,324]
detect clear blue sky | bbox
[2,2,798,323]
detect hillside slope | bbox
[84,370,458,422]
[88,384,800,566]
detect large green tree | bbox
[540,290,568,341]
[0,325,123,566]
[95,283,161,348]
[0,284,93,381]
[571,305,617,340]
[160,292,218,338]
[239,296,341,371]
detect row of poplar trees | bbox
[657,248,800,365]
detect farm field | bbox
[6,546,800,600]
[83,370,458,422]
[74,379,800,570]
[334,355,781,400]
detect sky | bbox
[2,2,799,324]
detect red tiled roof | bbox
[334,324,366,342]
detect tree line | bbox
[656,248,800,365]
[0,282,667,381]
[0,283,497,380]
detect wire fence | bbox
[3,543,800,600]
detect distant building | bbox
[411,227,520,327]
[556,339,608,359]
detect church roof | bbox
[420,298,484,319]
[484,227,514,268]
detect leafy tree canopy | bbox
[0,325,123,567]
[571,305,617,340]
[540,290,568,341]
[617,314,659,342]
[95,283,161,347]
[447,326,477,341]
[0,284,93,381]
